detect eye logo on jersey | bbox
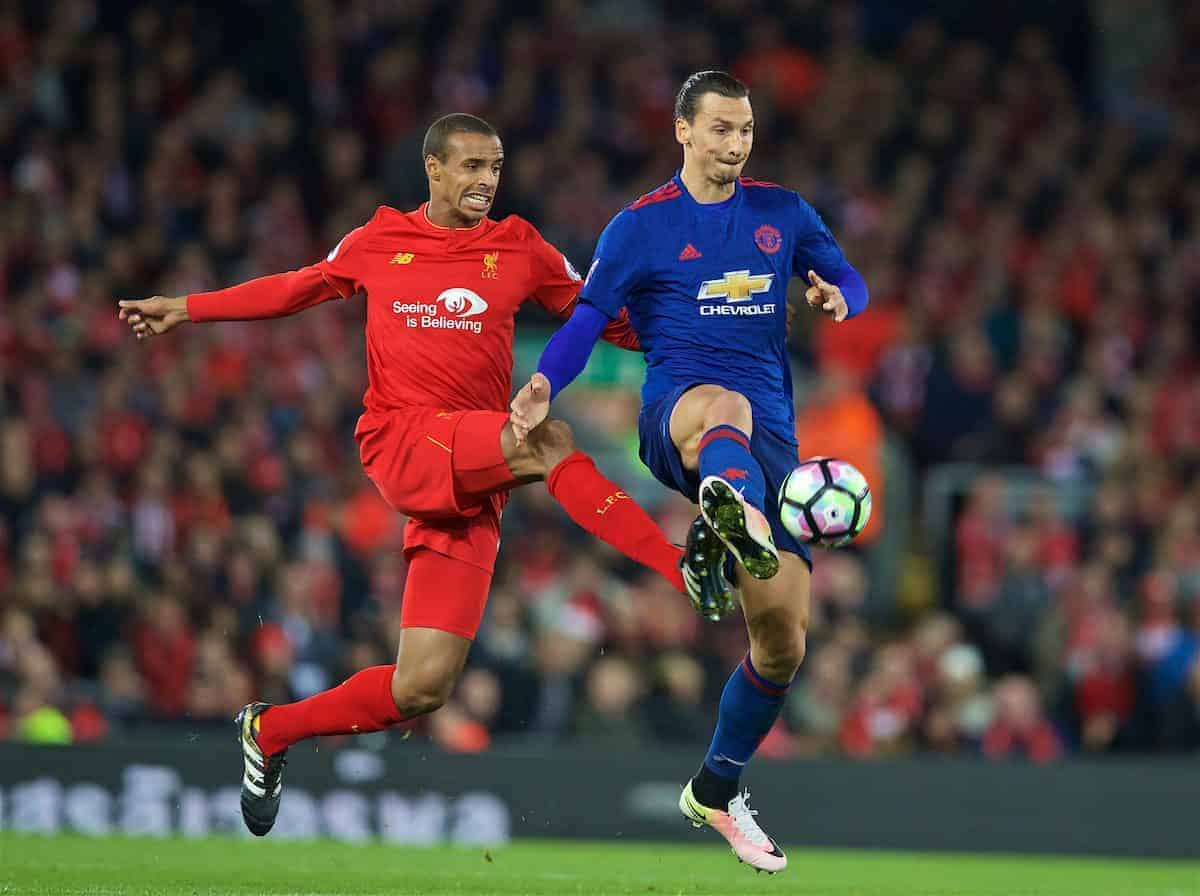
[754,224,783,254]
[696,270,777,318]
[437,288,489,317]
[392,288,489,334]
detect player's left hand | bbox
[510,372,551,444]
[806,270,848,323]
[118,295,190,340]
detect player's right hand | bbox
[509,372,551,444]
[117,296,190,340]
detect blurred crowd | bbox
[1,0,1199,759]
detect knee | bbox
[391,668,453,718]
[526,418,576,471]
[767,627,807,677]
[702,389,753,434]
[747,609,808,680]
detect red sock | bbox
[256,664,403,756]
[547,451,684,591]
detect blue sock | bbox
[698,425,766,512]
[702,654,791,782]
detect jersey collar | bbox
[414,202,489,235]
[672,171,741,211]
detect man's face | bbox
[426,132,504,222]
[676,93,754,185]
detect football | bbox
[778,457,872,547]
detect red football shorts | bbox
[355,406,520,638]
[399,546,494,640]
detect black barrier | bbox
[0,739,1196,858]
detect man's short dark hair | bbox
[422,114,499,161]
[674,71,750,122]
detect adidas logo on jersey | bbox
[678,244,703,261]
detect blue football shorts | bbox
[638,382,813,568]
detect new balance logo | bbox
[679,244,702,261]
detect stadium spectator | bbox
[643,652,712,745]
[981,676,1064,763]
[574,656,650,747]
[921,644,992,754]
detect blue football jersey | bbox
[579,173,849,434]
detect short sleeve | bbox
[578,210,645,319]
[314,222,372,298]
[529,235,584,316]
[791,196,848,280]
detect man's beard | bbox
[710,159,743,185]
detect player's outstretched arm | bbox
[188,267,341,323]
[510,302,608,443]
[119,267,343,342]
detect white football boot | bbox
[680,779,787,873]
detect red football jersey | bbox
[188,203,641,413]
[317,204,587,413]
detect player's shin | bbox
[698,425,766,512]
[696,426,777,579]
[255,664,404,756]
[692,653,792,809]
[546,450,685,591]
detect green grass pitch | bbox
[1,834,1196,896]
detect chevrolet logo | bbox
[696,270,774,302]
[390,252,415,265]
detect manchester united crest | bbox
[754,224,782,254]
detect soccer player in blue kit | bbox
[511,72,868,873]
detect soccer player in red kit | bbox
[118,114,704,837]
